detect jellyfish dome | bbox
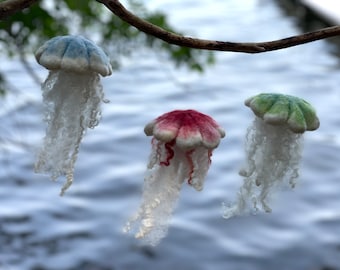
[223,93,320,218]
[124,109,225,245]
[34,35,112,196]
[35,35,112,76]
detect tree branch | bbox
[0,0,38,20]
[97,0,340,53]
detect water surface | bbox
[1,0,340,269]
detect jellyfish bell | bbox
[223,93,320,218]
[35,35,112,76]
[245,93,319,133]
[124,109,225,246]
[34,35,112,196]
[144,110,225,191]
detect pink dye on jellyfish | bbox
[124,109,225,246]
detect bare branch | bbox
[0,0,38,20]
[97,0,340,53]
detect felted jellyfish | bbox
[34,35,112,196]
[223,93,320,218]
[124,109,225,245]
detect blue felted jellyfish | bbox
[34,35,112,196]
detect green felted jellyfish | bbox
[223,93,319,218]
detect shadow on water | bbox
[273,0,340,61]
[273,2,340,269]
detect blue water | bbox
[1,0,340,269]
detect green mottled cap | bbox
[245,93,320,133]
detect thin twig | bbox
[97,0,340,53]
[0,0,38,20]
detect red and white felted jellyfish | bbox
[124,109,225,246]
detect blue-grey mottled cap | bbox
[35,35,112,77]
